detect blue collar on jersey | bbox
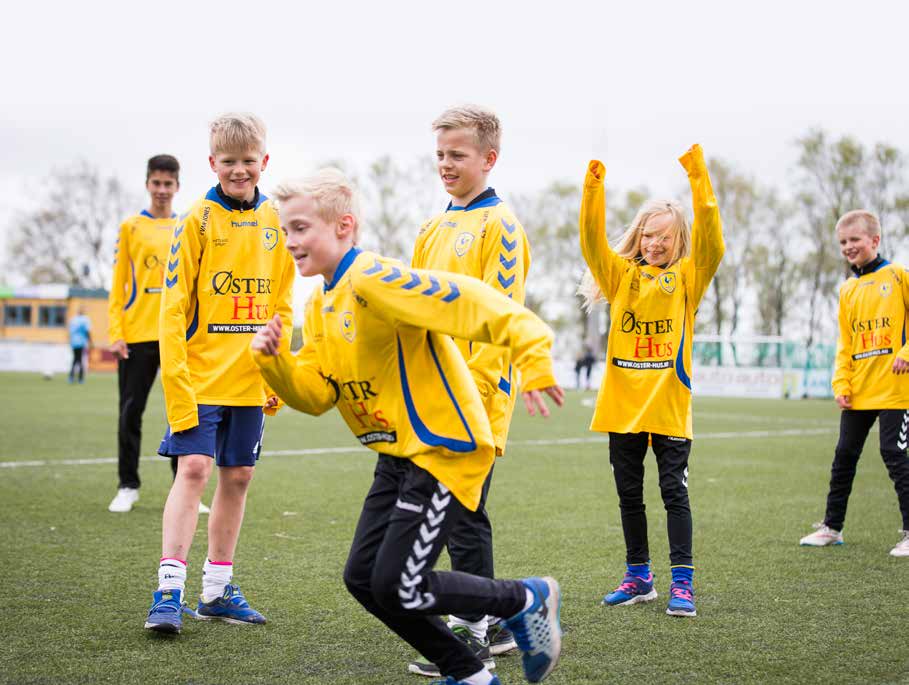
[325,246,362,292]
[446,187,501,212]
[206,184,266,212]
[139,209,177,219]
[851,255,888,277]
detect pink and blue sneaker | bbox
[196,584,266,625]
[666,580,696,617]
[602,571,658,606]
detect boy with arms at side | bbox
[409,105,529,676]
[252,169,564,685]
[107,155,199,513]
[144,114,295,633]
[799,210,909,557]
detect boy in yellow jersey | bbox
[252,169,564,685]
[107,155,184,514]
[409,105,529,675]
[799,210,909,557]
[144,114,295,634]
[579,144,724,618]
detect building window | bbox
[38,305,67,327]
[3,304,32,326]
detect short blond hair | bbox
[272,168,361,226]
[836,209,880,238]
[432,104,502,152]
[209,112,267,155]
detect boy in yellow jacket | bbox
[144,113,295,634]
[409,105,530,673]
[252,168,564,685]
[799,210,909,557]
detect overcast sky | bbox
[2,0,907,292]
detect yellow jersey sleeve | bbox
[261,250,301,415]
[159,209,204,432]
[680,144,725,306]
[832,281,854,398]
[107,219,131,343]
[580,161,631,303]
[350,256,556,391]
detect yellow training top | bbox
[412,188,531,453]
[160,186,295,432]
[832,257,909,409]
[579,145,724,439]
[254,248,556,511]
[108,211,177,344]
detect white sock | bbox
[449,615,489,641]
[158,558,187,592]
[460,667,495,685]
[201,559,233,602]
[523,588,534,611]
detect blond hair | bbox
[432,104,502,152]
[272,168,361,228]
[209,112,267,155]
[836,209,880,238]
[578,199,692,309]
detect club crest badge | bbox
[262,227,278,251]
[454,232,474,257]
[880,282,892,297]
[341,311,356,342]
[658,272,677,294]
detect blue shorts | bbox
[158,405,265,467]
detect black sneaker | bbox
[487,619,518,656]
[407,625,495,677]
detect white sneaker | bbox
[799,522,844,546]
[108,488,139,513]
[198,501,211,515]
[889,530,909,557]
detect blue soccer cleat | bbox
[429,677,502,685]
[602,571,658,606]
[666,580,696,617]
[503,577,562,683]
[196,584,267,625]
[144,588,185,634]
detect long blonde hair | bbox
[578,199,691,310]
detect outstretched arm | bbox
[579,161,629,304]
[680,144,725,306]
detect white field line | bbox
[0,427,842,470]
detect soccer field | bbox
[1,371,907,684]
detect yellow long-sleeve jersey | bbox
[253,248,556,511]
[580,145,724,439]
[160,186,295,432]
[108,211,177,344]
[832,257,909,408]
[412,189,531,454]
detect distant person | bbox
[408,105,529,676]
[579,145,724,618]
[799,210,909,557]
[253,168,564,685]
[143,113,295,634]
[107,154,197,514]
[574,344,596,390]
[68,308,92,384]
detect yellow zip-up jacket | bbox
[832,257,909,408]
[253,248,556,511]
[160,186,295,432]
[108,211,176,344]
[580,145,724,439]
[412,188,530,454]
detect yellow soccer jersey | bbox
[832,257,909,409]
[108,211,177,344]
[412,188,531,453]
[580,145,724,439]
[160,186,295,432]
[253,248,556,511]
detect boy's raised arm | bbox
[680,144,725,306]
[159,212,203,432]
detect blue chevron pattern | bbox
[502,218,516,234]
[500,254,517,270]
[168,259,179,273]
[497,218,519,297]
[497,272,515,289]
[501,236,517,252]
[174,224,184,239]
[166,275,178,289]
[363,260,460,303]
[170,241,180,255]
